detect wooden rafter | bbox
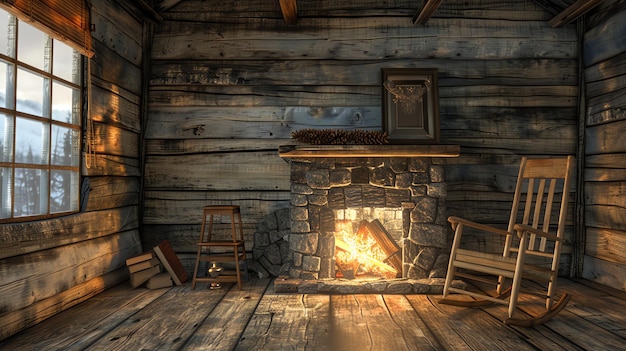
[156,0,184,13]
[279,0,298,25]
[548,0,604,27]
[531,0,573,16]
[123,0,163,23]
[412,0,443,25]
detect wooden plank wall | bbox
[0,0,147,341]
[145,0,579,272]
[582,2,626,292]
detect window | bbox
[0,8,82,220]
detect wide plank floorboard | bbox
[1,277,624,351]
[407,294,538,351]
[236,284,332,350]
[84,284,230,350]
[0,284,170,351]
[328,294,438,351]
[378,295,441,350]
[557,280,626,338]
[184,277,271,351]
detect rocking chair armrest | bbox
[513,223,560,241]
[447,216,509,236]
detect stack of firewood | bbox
[291,129,389,145]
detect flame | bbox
[335,220,395,278]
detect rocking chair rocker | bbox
[440,156,575,326]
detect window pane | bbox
[0,59,15,109]
[14,167,48,217]
[17,21,50,71]
[15,117,49,164]
[53,41,80,84]
[52,81,80,124]
[0,167,11,218]
[16,68,49,117]
[0,9,15,57]
[50,169,78,213]
[51,125,79,166]
[0,113,13,162]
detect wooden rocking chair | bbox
[440,156,575,326]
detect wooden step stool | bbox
[192,205,247,290]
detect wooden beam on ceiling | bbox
[156,0,184,13]
[126,0,163,23]
[412,0,443,25]
[279,0,298,25]
[531,0,574,16]
[549,0,604,27]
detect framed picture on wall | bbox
[381,68,440,144]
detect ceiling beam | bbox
[531,0,573,16]
[279,0,298,25]
[549,0,604,27]
[156,0,184,13]
[125,0,163,23]
[412,0,443,25]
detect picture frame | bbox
[381,68,440,144]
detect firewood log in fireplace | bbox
[364,219,403,276]
[335,237,397,279]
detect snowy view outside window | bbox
[0,8,82,220]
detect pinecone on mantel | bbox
[291,129,389,145]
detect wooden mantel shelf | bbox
[278,144,460,158]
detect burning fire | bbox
[334,220,397,279]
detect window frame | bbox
[0,11,85,223]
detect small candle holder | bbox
[208,262,223,278]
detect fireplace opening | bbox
[334,220,399,279]
[333,208,402,280]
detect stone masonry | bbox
[285,156,451,280]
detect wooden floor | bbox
[1,277,625,350]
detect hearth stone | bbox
[273,277,468,294]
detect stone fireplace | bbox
[272,145,459,292]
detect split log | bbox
[365,219,403,274]
[335,237,397,278]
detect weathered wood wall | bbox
[145,0,579,273]
[0,0,148,341]
[6,0,626,341]
[581,2,626,292]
